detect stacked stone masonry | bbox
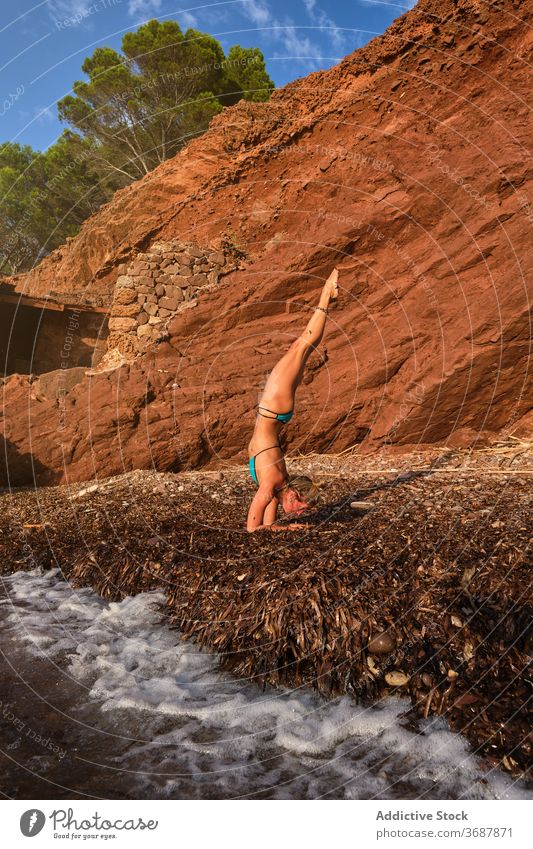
[107,240,231,356]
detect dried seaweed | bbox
[1,455,531,781]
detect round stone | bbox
[368,632,396,655]
[385,671,409,687]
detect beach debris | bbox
[367,632,396,655]
[0,454,530,779]
[350,501,375,512]
[463,641,475,661]
[366,655,379,674]
[385,671,409,687]
[70,484,101,499]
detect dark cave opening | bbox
[0,296,108,377]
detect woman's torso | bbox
[248,355,299,483]
[248,415,289,487]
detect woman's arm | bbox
[263,496,279,526]
[247,488,305,532]
[246,485,275,532]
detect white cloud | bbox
[46,0,93,23]
[47,0,92,16]
[242,1,272,27]
[33,104,56,124]
[278,22,322,59]
[302,0,346,50]
[240,0,325,62]
[180,11,198,28]
[127,0,162,16]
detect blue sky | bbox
[0,0,417,152]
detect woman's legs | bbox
[300,281,333,348]
[260,269,339,405]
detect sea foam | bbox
[1,568,529,800]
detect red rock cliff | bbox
[2,0,532,486]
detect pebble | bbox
[70,484,100,499]
[368,632,396,654]
[350,501,375,512]
[385,671,409,687]
[366,655,379,673]
[463,642,474,661]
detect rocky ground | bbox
[0,441,531,782]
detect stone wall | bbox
[107,240,232,357]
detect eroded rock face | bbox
[1,0,532,486]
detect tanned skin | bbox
[246,268,339,532]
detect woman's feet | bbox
[326,267,339,299]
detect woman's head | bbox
[280,475,321,515]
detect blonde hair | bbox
[288,475,322,505]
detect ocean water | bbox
[0,568,529,800]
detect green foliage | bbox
[224,46,274,102]
[0,18,274,274]
[0,134,118,274]
[57,18,275,180]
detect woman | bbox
[246,267,339,532]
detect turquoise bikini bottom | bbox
[257,405,294,424]
[249,455,259,485]
[249,406,294,485]
[248,444,280,486]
